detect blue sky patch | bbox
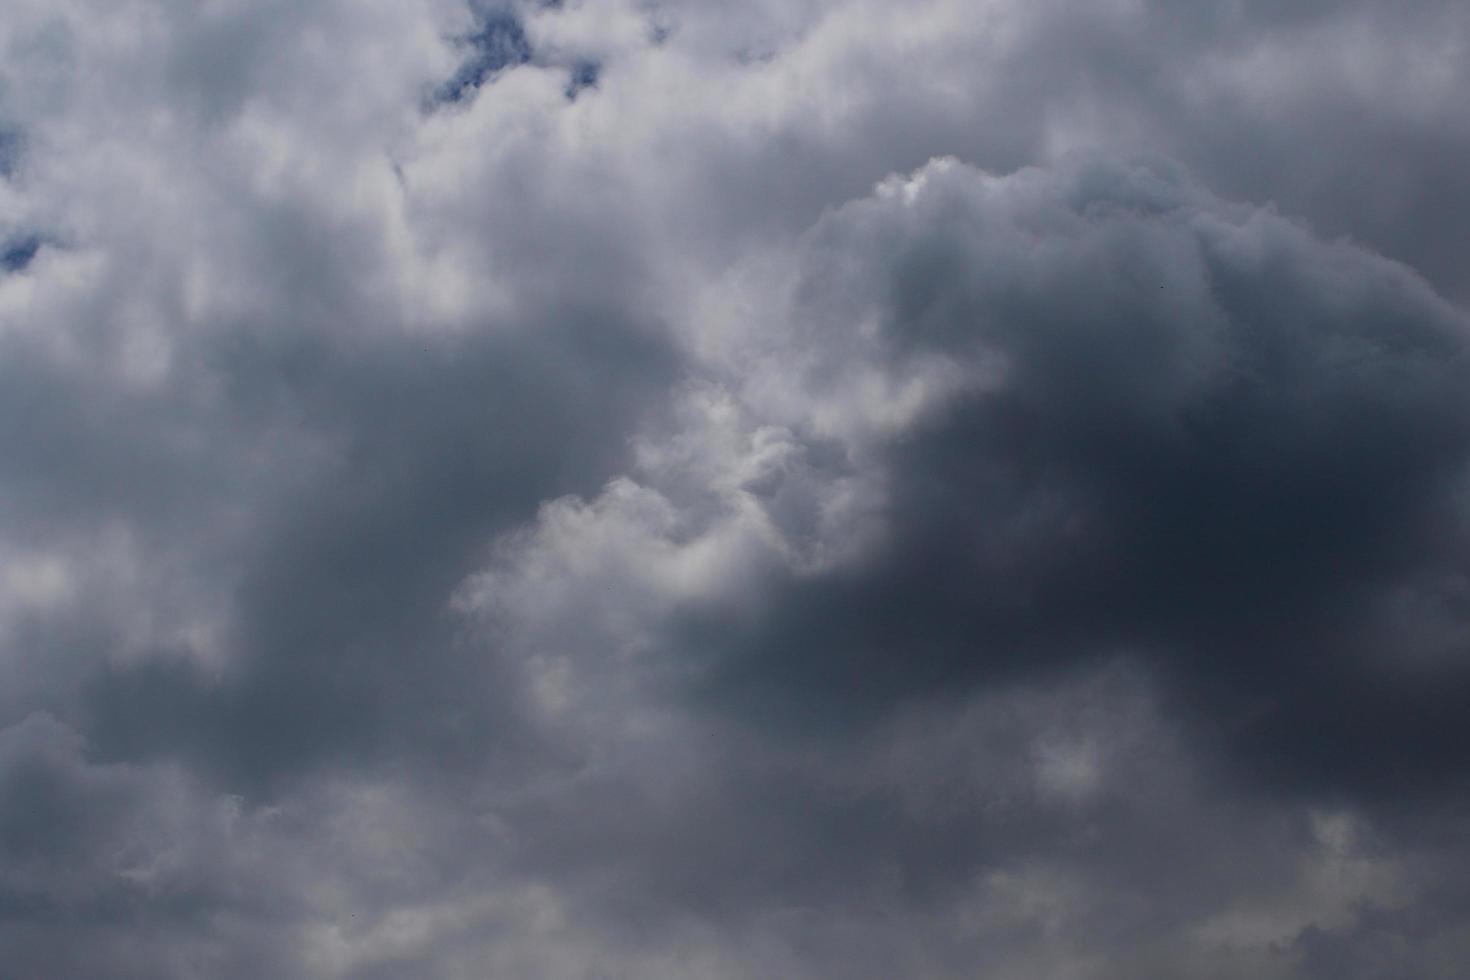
[433,9,533,107]
[1,235,41,273]
[565,60,600,100]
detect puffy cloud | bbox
[3,0,1470,976]
[444,153,1470,975]
[477,153,1470,795]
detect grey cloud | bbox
[0,714,298,979]
[68,306,675,796]
[3,0,1470,976]
[681,155,1470,801]
[0,127,21,178]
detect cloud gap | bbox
[431,7,534,107]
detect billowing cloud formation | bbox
[675,157,1470,797]
[3,0,1470,976]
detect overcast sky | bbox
[3,1,1470,977]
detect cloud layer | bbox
[3,1,1470,976]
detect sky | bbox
[2,1,1470,977]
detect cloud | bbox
[475,153,1470,798]
[443,153,1470,975]
[2,0,1470,976]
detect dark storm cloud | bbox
[0,714,294,979]
[682,156,1470,801]
[4,0,1470,976]
[73,306,675,796]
